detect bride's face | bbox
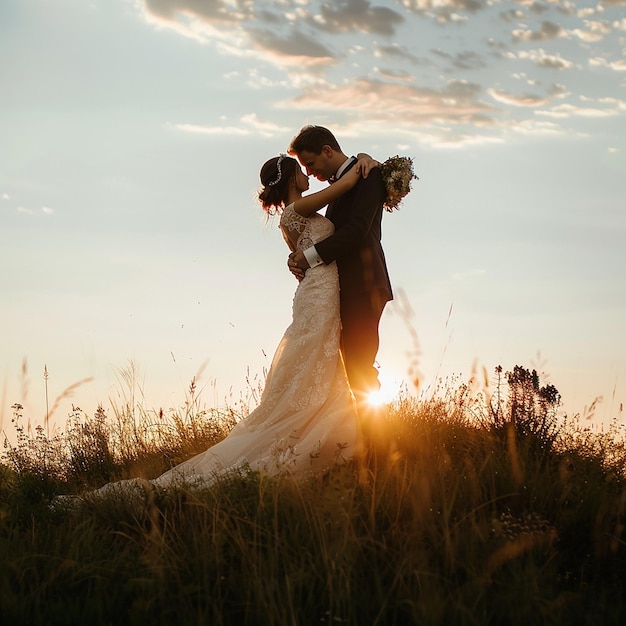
[294,167,310,193]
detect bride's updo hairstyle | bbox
[258,154,299,216]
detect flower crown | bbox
[267,153,287,186]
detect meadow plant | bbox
[1,364,625,625]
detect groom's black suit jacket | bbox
[315,158,393,304]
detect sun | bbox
[367,368,401,407]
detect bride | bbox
[152,154,370,486]
[64,153,376,504]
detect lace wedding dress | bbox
[153,204,357,486]
[73,204,357,504]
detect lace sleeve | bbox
[280,203,311,251]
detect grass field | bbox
[1,365,625,625]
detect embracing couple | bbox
[153,125,393,485]
[65,125,394,504]
[162,125,393,485]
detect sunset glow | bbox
[1,0,624,429]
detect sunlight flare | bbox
[367,368,402,406]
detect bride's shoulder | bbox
[280,202,308,232]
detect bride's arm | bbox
[292,166,361,218]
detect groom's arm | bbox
[288,170,384,275]
[288,157,382,275]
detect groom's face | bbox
[296,148,334,182]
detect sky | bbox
[1,0,625,439]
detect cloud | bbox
[373,67,415,82]
[240,113,292,136]
[589,57,626,71]
[510,48,575,70]
[245,28,335,64]
[512,20,565,42]
[2,193,9,200]
[170,114,291,137]
[142,0,247,26]
[170,123,251,135]
[536,98,622,118]
[543,104,616,118]
[17,206,55,216]
[510,119,566,136]
[569,20,612,43]
[285,77,496,127]
[431,48,486,71]
[500,9,525,23]
[374,43,421,64]
[139,0,405,61]
[133,0,626,148]
[401,0,484,22]
[488,83,566,107]
[138,0,248,43]
[309,0,405,36]
[528,2,551,15]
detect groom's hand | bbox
[288,250,309,281]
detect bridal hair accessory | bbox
[381,155,418,212]
[268,153,287,186]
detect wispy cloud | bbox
[17,206,55,216]
[589,57,626,72]
[373,67,415,82]
[240,113,292,136]
[245,28,335,65]
[488,84,566,108]
[536,101,621,118]
[431,48,486,72]
[510,119,565,137]
[170,123,251,136]
[133,0,626,145]
[374,43,422,64]
[285,78,496,126]
[569,20,612,42]
[503,47,576,70]
[169,114,291,137]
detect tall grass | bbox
[1,365,625,625]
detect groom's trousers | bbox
[339,288,388,406]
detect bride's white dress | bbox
[86,204,357,501]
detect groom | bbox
[287,125,393,416]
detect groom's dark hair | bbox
[289,125,342,155]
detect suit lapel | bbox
[327,157,357,220]
[336,157,357,180]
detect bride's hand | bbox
[339,166,361,188]
[355,153,381,178]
